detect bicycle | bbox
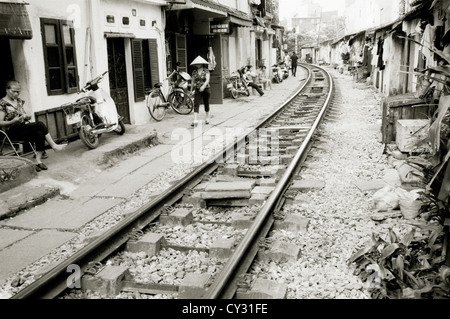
[146,66,194,121]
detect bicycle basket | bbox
[150,90,160,98]
[179,71,191,81]
[229,72,240,81]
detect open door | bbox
[209,35,223,104]
[107,38,131,124]
[0,39,14,98]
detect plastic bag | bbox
[398,163,425,184]
[372,186,400,212]
[396,188,423,219]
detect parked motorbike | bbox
[272,64,283,84]
[63,71,126,149]
[227,68,250,98]
[279,62,289,80]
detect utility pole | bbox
[316,7,322,64]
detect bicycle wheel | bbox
[147,90,166,121]
[169,90,194,115]
[230,80,239,99]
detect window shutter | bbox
[175,34,187,73]
[61,21,79,94]
[41,18,64,95]
[148,38,160,88]
[132,39,145,102]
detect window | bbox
[131,39,160,101]
[41,18,79,95]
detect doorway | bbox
[189,35,224,104]
[255,39,262,67]
[107,38,131,124]
[0,38,15,98]
[209,36,223,104]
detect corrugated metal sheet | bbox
[0,2,32,39]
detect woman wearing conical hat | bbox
[190,56,210,127]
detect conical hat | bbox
[190,56,209,65]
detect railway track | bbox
[12,63,334,299]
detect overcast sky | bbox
[279,0,346,19]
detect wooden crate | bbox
[396,119,431,153]
[381,93,437,144]
[35,105,79,143]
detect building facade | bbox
[166,0,282,103]
[318,0,449,98]
[1,0,166,140]
[1,0,283,140]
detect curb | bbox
[0,156,36,193]
[0,132,158,220]
[0,185,60,221]
[97,133,159,166]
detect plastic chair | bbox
[0,129,37,157]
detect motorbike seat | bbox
[154,82,163,89]
[77,96,97,104]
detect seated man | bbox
[243,65,264,96]
[257,65,272,90]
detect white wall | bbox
[220,0,252,15]
[10,0,163,124]
[344,0,401,34]
[13,0,89,115]
[98,0,164,124]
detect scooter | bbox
[63,71,126,149]
[227,68,250,99]
[279,62,289,80]
[272,64,283,83]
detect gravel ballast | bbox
[246,68,426,299]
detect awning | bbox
[410,0,429,6]
[271,24,285,31]
[266,28,275,35]
[0,2,32,39]
[104,32,135,38]
[390,0,433,31]
[169,0,227,18]
[348,30,365,45]
[228,10,252,27]
[229,15,252,27]
[254,16,266,27]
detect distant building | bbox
[290,0,321,33]
[344,0,402,34]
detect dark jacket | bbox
[291,54,299,66]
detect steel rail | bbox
[203,64,334,299]
[12,161,220,299]
[11,66,312,299]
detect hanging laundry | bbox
[165,40,170,58]
[415,20,425,35]
[383,34,391,67]
[377,37,385,70]
[421,24,437,63]
[371,41,379,67]
[207,46,216,71]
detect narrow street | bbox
[1,67,443,299]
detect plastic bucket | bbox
[399,199,423,220]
